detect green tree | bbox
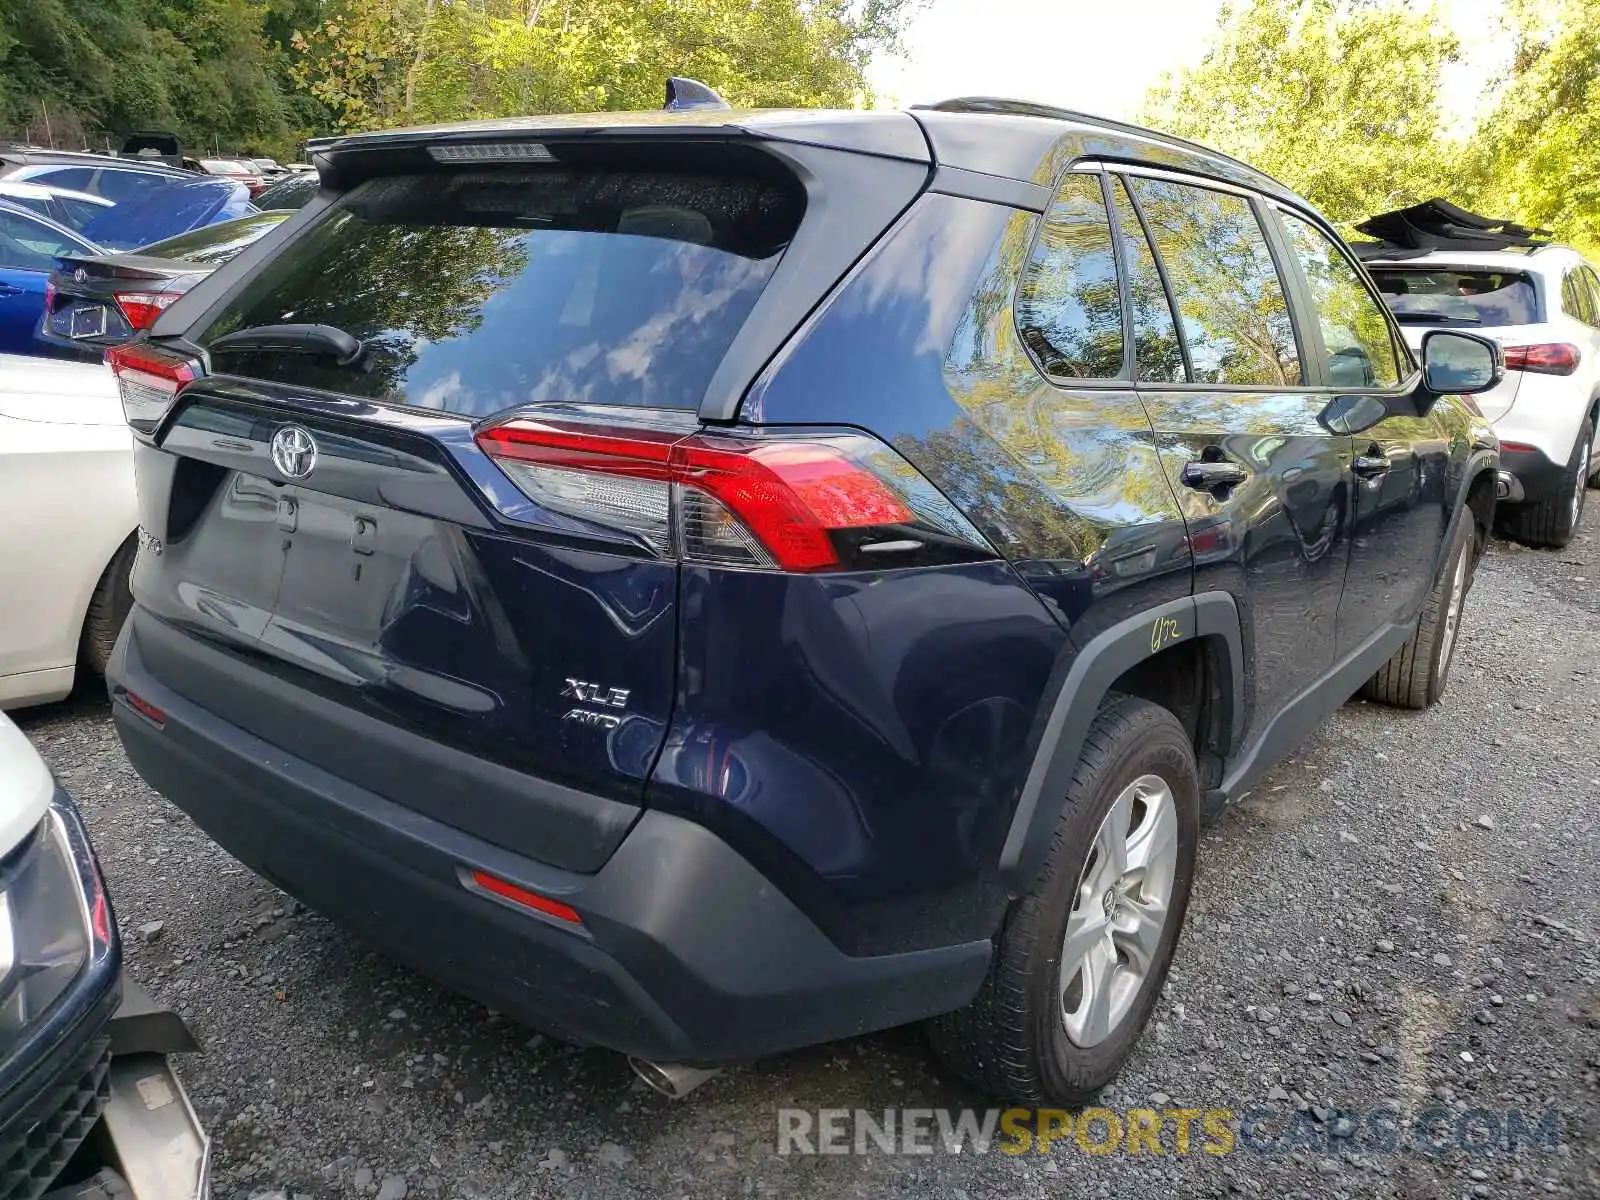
[1142,0,1461,227]
[1462,0,1600,253]
[290,0,922,133]
[0,0,293,154]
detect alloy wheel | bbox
[1437,538,1469,674]
[1059,774,1179,1047]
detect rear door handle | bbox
[1353,454,1391,479]
[1181,460,1248,490]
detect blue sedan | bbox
[0,200,100,355]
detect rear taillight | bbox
[1503,342,1580,375]
[113,291,179,331]
[476,415,992,573]
[105,342,199,436]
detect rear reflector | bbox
[119,689,167,729]
[1503,342,1580,375]
[466,869,582,924]
[1499,441,1537,453]
[476,416,989,572]
[105,342,199,436]
[113,291,179,331]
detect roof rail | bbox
[915,97,1270,180]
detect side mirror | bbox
[1421,329,1503,397]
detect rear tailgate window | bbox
[1370,267,1540,328]
[196,165,804,415]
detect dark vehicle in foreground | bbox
[106,86,1503,1105]
[0,712,207,1198]
[41,212,291,359]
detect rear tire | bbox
[80,536,137,677]
[1499,420,1590,548]
[927,696,1199,1105]
[1362,513,1474,710]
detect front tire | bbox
[1500,420,1590,548]
[1362,512,1474,709]
[927,696,1199,1105]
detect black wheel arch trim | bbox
[999,592,1243,896]
[1443,448,1499,569]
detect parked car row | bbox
[0,86,1576,1178]
[0,143,306,358]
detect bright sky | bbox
[869,0,1512,134]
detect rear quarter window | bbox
[197,166,803,416]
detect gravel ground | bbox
[15,514,1600,1200]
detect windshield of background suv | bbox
[196,166,803,416]
[1369,267,1539,326]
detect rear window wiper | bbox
[209,322,365,366]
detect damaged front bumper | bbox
[0,788,208,1200]
[92,977,209,1200]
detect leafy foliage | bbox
[1,0,920,155]
[1142,0,1462,228]
[290,0,918,132]
[1144,0,1600,253]
[1462,0,1600,253]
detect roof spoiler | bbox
[665,77,729,112]
[1356,199,1553,252]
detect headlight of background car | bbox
[0,809,105,1048]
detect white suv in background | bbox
[1364,236,1600,548]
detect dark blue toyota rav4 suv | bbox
[104,88,1503,1104]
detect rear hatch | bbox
[115,129,931,870]
[1368,262,1535,421]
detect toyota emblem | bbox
[73,267,88,284]
[270,425,318,480]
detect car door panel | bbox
[1114,172,1351,742]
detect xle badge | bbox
[561,678,631,730]
[1151,615,1183,653]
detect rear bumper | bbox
[1498,443,1569,503]
[107,613,991,1064]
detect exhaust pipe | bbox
[627,1057,724,1099]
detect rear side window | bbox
[1583,266,1600,319]
[1015,173,1123,379]
[1128,177,1300,386]
[1108,178,1185,383]
[1278,211,1401,388]
[0,209,84,270]
[1370,267,1538,327]
[27,166,92,191]
[1563,269,1598,327]
[198,167,802,415]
